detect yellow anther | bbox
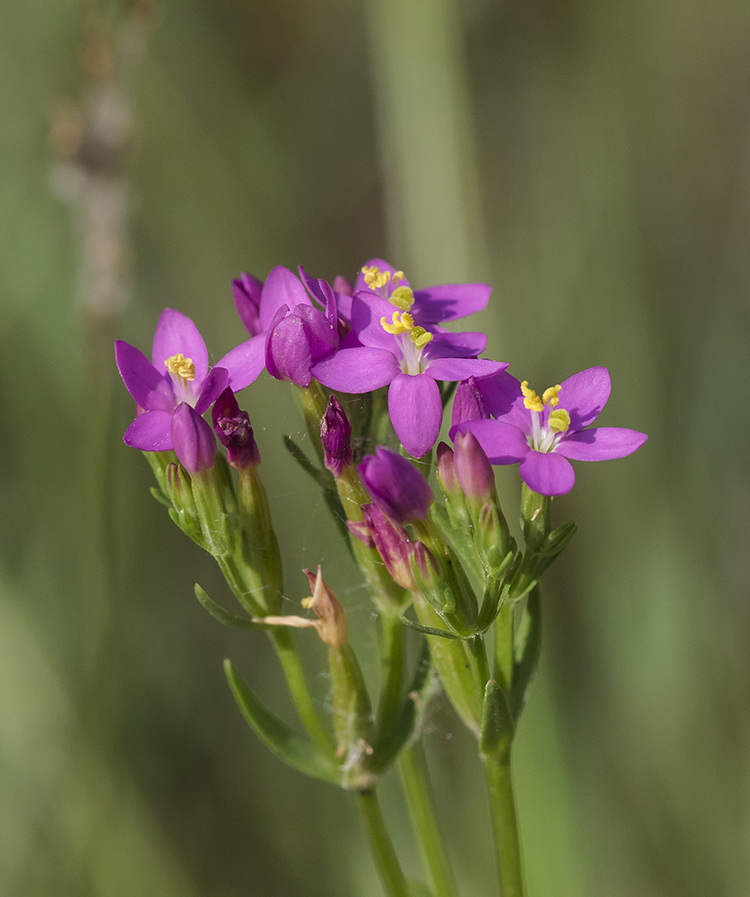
[389,285,415,311]
[165,353,196,381]
[380,311,414,335]
[361,266,390,290]
[301,596,314,609]
[542,384,562,406]
[409,326,433,347]
[548,409,571,432]
[393,270,405,284]
[520,380,543,413]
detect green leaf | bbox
[224,660,342,785]
[283,435,329,486]
[398,615,461,639]
[194,583,261,629]
[480,679,514,758]
[509,586,542,721]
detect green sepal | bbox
[398,615,461,640]
[480,679,514,759]
[537,520,577,558]
[477,572,513,633]
[149,486,172,508]
[167,507,208,551]
[509,587,542,721]
[194,583,261,630]
[224,659,341,785]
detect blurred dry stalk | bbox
[49,0,159,323]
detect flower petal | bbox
[171,403,217,473]
[265,307,313,387]
[312,347,399,392]
[259,266,311,331]
[425,356,507,382]
[195,366,229,414]
[388,373,443,458]
[452,419,530,463]
[412,282,492,322]
[351,293,403,351]
[555,427,648,461]
[123,410,174,451]
[115,340,174,412]
[151,309,209,387]
[519,451,575,496]
[427,329,487,358]
[558,366,611,430]
[232,273,264,336]
[475,371,530,430]
[214,334,267,392]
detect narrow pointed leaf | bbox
[149,486,172,508]
[509,587,542,721]
[195,583,260,629]
[398,615,461,639]
[283,435,329,486]
[224,660,341,785]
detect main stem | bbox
[481,749,525,897]
[398,743,460,897]
[356,789,410,897]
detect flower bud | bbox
[359,446,433,525]
[436,441,459,495]
[171,403,217,474]
[302,566,348,648]
[212,387,260,470]
[321,395,353,478]
[361,504,418,591]
[453,431,495,504]
[451,376,490,428]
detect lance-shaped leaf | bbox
[224,660,341,785]
[480,679,515,759]
[195,583,261,630]
[509,587,542,721]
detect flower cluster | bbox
[115,255,650,892]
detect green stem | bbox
[398,743,460,897]
[481,750,525,897]
[356,789,410,897]
[268,628,336,756]
[376,610,406,735]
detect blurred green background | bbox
[2,0,749,894]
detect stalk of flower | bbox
[212,387,283,615]
[322,398,408,611]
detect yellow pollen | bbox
[542,384,562,407]
[521,381,543,413]
[165,353,196,381]
[409,326,433,347]
[361,266,390,290]
[301,596,314,609]
[548,409,570,432]
[381,311,415,335]
[389,285,415,311]
[392,270,405,284]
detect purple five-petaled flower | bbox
[311,292,506,458]
[452,367,647,496]
[115,308,251,451]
